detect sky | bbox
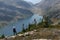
[24,0,41,4]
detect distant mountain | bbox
[0,0,33,8]
[35,0,60,19]
[31,7,44,16]
[0,0,33,26]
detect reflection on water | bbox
[0,14,43,36]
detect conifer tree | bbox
[22,24,26,32]
[43,15,49,28]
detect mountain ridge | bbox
[0,0,33,26]
[35,0,60,19]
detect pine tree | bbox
[28,24,31,31]
[22,24,26,32]
[1,34,5,38]
[34,19,37,27]
[43,15,50,28]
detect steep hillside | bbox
[0,0,33,26]
[0,0,33,8]
[35,0,60,19]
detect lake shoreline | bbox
[0,14,43,36]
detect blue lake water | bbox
[0,14,43,36]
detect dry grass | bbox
[1,28,60,40]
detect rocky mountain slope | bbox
[0,0,33,25]
[35,0,60,19]
[0,0,33,8]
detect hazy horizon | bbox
[24,0,41,4]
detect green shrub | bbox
[0,34,5,39]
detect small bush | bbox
[0,34,5,39]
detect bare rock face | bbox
[35,0,60,19]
